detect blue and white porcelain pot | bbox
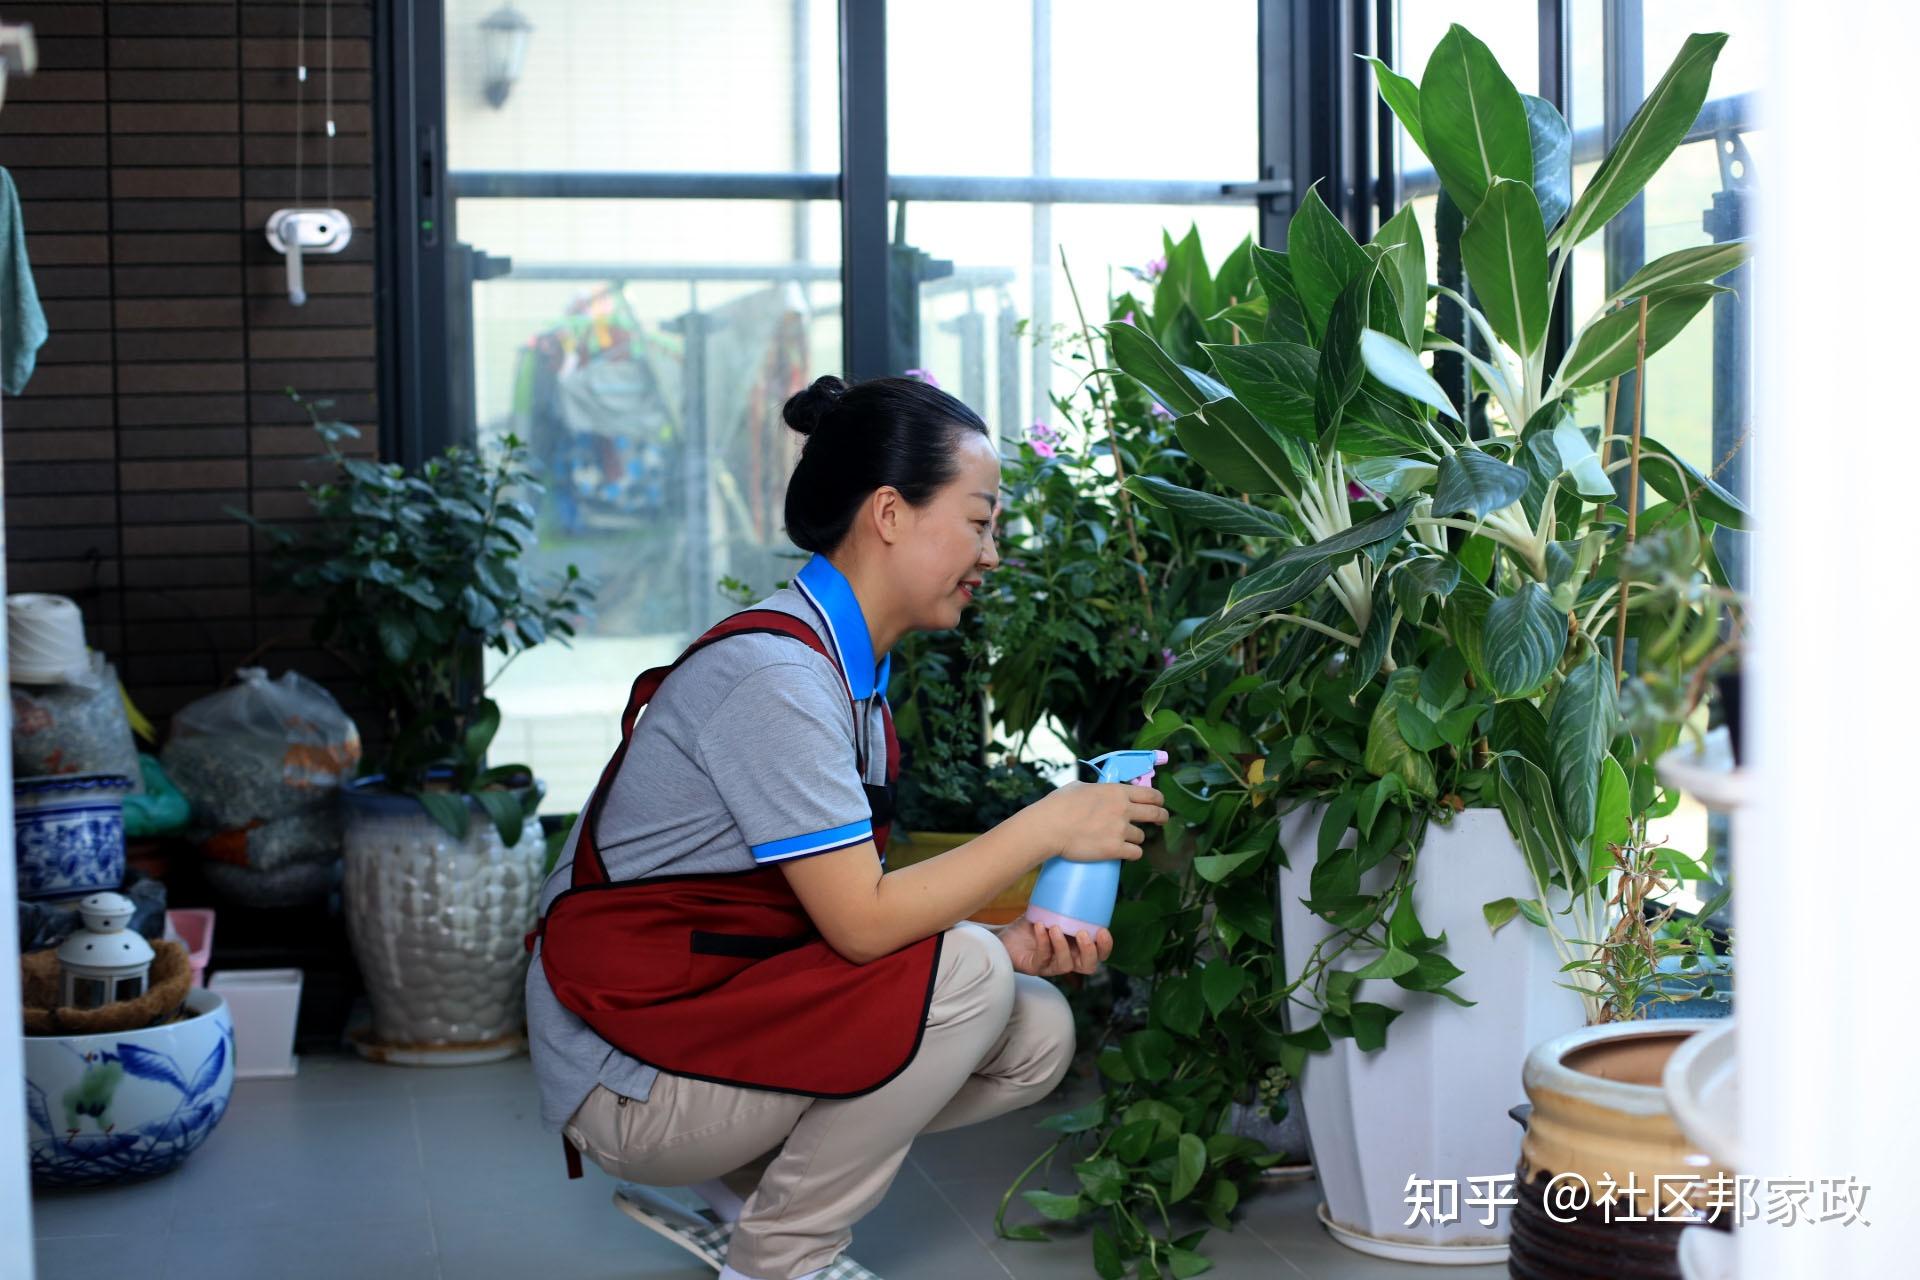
[23,986,235,1186]
[14,773,134,901]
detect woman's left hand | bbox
[998,914,1112,977]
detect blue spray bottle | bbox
[1024,748,1169,935]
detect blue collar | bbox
[793,554,891,700]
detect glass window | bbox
[444,1,844,810]
[116,976,145,1003]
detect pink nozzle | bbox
[1129,749,1170,786]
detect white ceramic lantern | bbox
[57,892,154,1009]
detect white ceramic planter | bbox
[1276,804,1586,1264]
[23,986,235,1186]
[341,782,545,1059]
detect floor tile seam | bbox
[903,1159,1019,1279]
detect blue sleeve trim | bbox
[750,818,874,864]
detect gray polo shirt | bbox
[526,556,893,1130]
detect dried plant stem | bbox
[1061,246,1153,623]
[1614,297,1650,686]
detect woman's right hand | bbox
[1029,780,1170,863]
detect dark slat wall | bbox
[1,0,378,719]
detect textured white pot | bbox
[341,783,545,1055]
[1276,804,1586,1264]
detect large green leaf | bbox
[1555,285,1726,390]
[1341,381,1442,456]
[1364,54,1426,155]
[1418,24,1533,217]
[1608,240,1751,305]
[471,787,526,847]
[1248,245,1312,344]
[1589,756,1632,884]
[1390,554,1461,622]
[1460,177,1551,358]
[1214,234,1258,312]
[1156,224,1215,331]
[1200,341,1319,440]
[1498,755,1574,898]
[1123,475,1292,539]
[1349,456,1438,502]
[1440,574,1496,689]
[1364,668,1438,799]
[1481,583,1566,696]
[1228,503,1413,610]
[1371,204,1429,348]
[1489,699,1551,768]
[1288,184,1371,339]
[1554,32,1729,250]
[1548,651,1618,843]
[1315,267,1379,444]
[1523,94,1573,232]
[1636,435,1749,529]
[1174,397,1304,495]
[416,792,472,841]
[1358,329,1458,421]
[1432,449,1529,518]
[1552,422,1616,501]
[1106,321,1218,415]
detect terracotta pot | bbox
[1512,1020,1733,1279]
[886,830,1037,926]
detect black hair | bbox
[781,374,990,554]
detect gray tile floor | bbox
[29,1053,1508,1280]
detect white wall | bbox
[1745,2,1920,1275]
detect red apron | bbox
[530,609,942,1176]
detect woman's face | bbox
[900,429,1002,631]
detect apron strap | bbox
[571,610,856,888]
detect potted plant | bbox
[886,618,1056,925]
[248,395,592,1062]
[1077,22,1744,1267]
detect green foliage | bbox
[242,391,594,843]
[887,617,1057,834]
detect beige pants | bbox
[563,922,1073,1279]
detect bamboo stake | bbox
[1061,246,1153,623]
[1613,297,1650,685]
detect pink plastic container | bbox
[166,908,216,987]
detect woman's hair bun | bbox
[782,375,850,437]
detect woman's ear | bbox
[870,485,908,545]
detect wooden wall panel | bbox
[3,0,378,719]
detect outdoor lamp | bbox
[480,2,534,110]
[57,892,154,1010]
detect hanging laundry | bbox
[0,166,48,396]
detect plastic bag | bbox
[11,652,144,792]
[162,667,360,844]
[123,754,192,838]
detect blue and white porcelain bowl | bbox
[23,986,235,1186]
[14,773,133,901]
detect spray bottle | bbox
[1024,748,1169,936]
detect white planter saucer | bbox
[348,1025,526,1067]
[1316,1201,1511,1265]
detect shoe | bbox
[812,1254,884,1279]
[612,1184,734,1270]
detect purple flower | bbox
[1348,480,1374,501]
[1118,310,1136,327]
[1032,439,1057,459]
[1162,648,1176,669]
[1149,403,1174,420]
[1029,419,1058,442]
[903,367,941,388]
[1144,255,1167,281]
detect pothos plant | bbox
[246,392,595,845]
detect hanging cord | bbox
[324,0,335,208]
[294,0,306,211]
